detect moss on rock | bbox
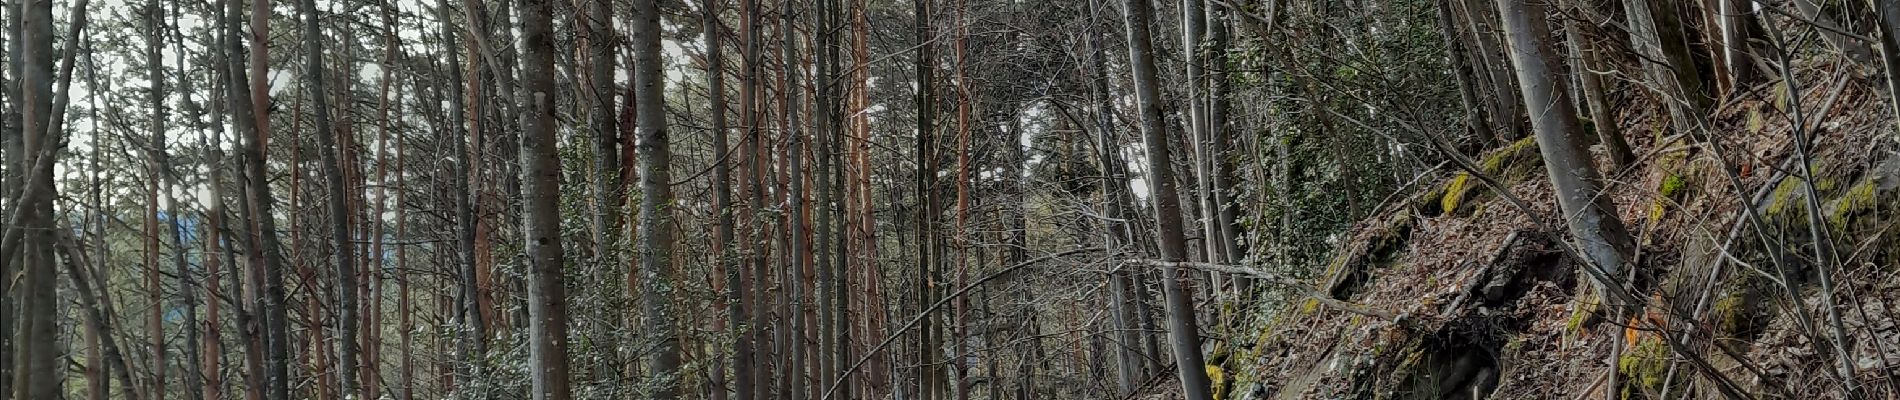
[1617,337,1669,398]
[1828,179,1880,230]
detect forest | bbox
[1,0,1898,397]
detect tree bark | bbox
[702,0,747,396]
[245,0,295,395]
[1877,0,1900,126]
[1084,0,1146,391]
[1623,0,1711,135]
[1496,0,1636,297]
[631,0,682,393]
[1439,0,1497,145]
[1717,0,1761,91]
[1459,0,1526,142]
[912,0,942,397]
[518,0,573,397]
[55,233,143,400]
[296,0,361,392]
[142,2,169,395]
[1562,12,1634,168]
[10,3,56,396]
[1119,0,1216,397]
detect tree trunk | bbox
[1877,0,1900,127]
[912,0,942,397]
[1562,13,1634,168]
[740,0,773,394]
[1119,0,1215,397]
[702,0,747,396]
[246,0,295,395]
[55,234,143,400]
[1438,0,1496,145]
[577,0,622,382]
[1205,6,1243,284]
[10,3,56,395]
[1623,0,1711,135]
[518,0,574,397]
[1084,0,1145,391]
[142,2,169,396]
[296,0,360,392]
[631,0,682,392]
[1496,0,1635,297]
[219,0,267,396]
[1717,0,1761,91]
[1458,0,1525,142]
[0,0,17,389]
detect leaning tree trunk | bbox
[1086,0,1146,391]
[1120,0,1215,398]
[1496,0,1635,303]
[247,0,295,396]
[1561,12,1634,168]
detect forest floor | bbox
[1199,64,1899,400]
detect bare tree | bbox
[1120,0,1215,397]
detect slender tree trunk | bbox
[1496,0,1635,302]
[813,0,846,393]
[0,0,17,390]
[1120,0,1215,397]
[433,0,490,390]
[1438,0,1496,145]
[245,0,295,395]
[701,0,746,396]
[576,0,622,383]
[516,0,573,397]
[201,43,236,400]
[160,5,207,398]
[394,74,415,400]
[1202,6,1244,298]
[1562,13,1634,168]
[950,0,973,397]
[295,0,360,392]
[629,0,682,392]
[1624,0,1710,135]
[777,2,812,397]
[1459,0,1525,142]
[1877,0,1900,127]
[9,5,57,393]
[848,1,884,394]
[219,0,264,397]
[740,0,773,395]
[1717,0,1760,91]
[57,234,143,400]
[912,0,943,397]
[142,2,170,395]
[1085,1,1144,391]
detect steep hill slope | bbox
[1218,72,1898,400]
